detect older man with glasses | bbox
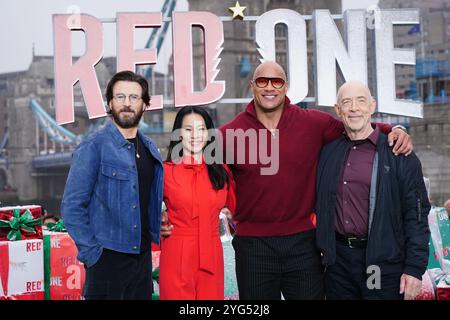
[219,61,414,300]
[315,81,430,300]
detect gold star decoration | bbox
[228,1,247,20]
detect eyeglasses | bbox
[340,97,369,109]
[253,77,286,89]
[113,94,142,104]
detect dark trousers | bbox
[325,241,403,300]
[83,249,153,300]
[232,230,324,300]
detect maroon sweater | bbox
[219,97,392,236]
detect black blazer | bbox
[315,132,430,280]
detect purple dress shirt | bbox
[335,127,379,238]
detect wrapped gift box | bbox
[427,238,441,270]
[151,243,161,300]
[0,205,43,241]
[425,207,450,299]
[43,229,85,300]
[0,239,44,299]
[223,240,239,300]
[152,250,160,272]
[428,207,450,277]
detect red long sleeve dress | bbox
[159,158,236,300]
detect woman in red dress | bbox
[159,106,236,300]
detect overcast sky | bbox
[0,0,378,74]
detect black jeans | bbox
[325,241,403,300]
[232,230,324,300]
[83,249,153,300]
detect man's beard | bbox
[111,106,144,129]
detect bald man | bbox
[219,62,413,300]
[315,81,430,300]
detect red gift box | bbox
[43,231,85,300]
[151,243,161,271]
[152,251,160,272]
[436,277,450,300]
[0,206,43,241]
[0,239,44,299]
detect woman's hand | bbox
[160,210,173,238]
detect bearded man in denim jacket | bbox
[61,71,163,300]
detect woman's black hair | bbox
[166,106,229,191]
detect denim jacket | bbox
[61,120,164,267]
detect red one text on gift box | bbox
[51,237,61,248]
[50,277,63,287]
[26,242,42,252]
[26,281,42,292]
[61,256,78,267]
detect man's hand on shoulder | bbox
[387,125,413,156]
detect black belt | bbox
[335,232,367,248]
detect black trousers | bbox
[83,249,153,300]
[232,230,324,300]
[325,241,403,300]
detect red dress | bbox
[159,158,236,300]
